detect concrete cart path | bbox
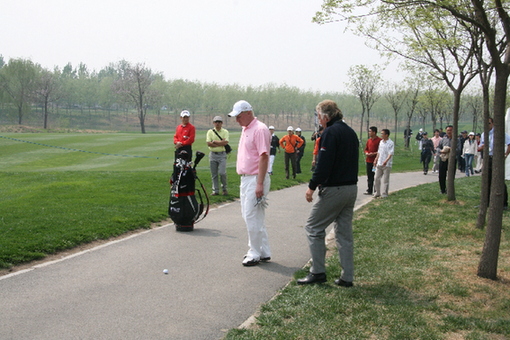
[0,171,450,340]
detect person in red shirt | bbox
[279,126,304,179]
[364,126,382,195]
[173,110,196,160]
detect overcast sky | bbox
[1,0,402,93]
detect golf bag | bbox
[168,150,209,231]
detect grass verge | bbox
[224,176,510,340]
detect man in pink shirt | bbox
[228,100,272,267]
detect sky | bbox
[1,0,403,94]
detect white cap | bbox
[213,115,223,122]
[269,125,275,130]
[180,110,190,117]
[419,128,423,132]
[228,100,253,117]
[287,126,294,131]
[295,128,302,132]
[469,131,475,136]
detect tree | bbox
[0,58,37,125]
[347,65,382,142]
[385,82,408,146]
[34,66,62,129]
[112,61,158,134]
[402,80,421,149]
[314,0,510,280]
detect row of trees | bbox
[0,55,485,137]
[314,0,510,280]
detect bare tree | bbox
[34,66,62,129]
[347,65,382,142]
[113,61,158,134]
[385,82,408,146]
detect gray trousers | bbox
[209,152,227,193]
[305,185,357,282]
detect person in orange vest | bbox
[279,126,304,179]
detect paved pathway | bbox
[0,171,448,340]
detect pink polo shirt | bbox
[236,118,271,175]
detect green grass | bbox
[224,176,510,340]
[0,130,421,269]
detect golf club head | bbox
[194,151,205,168]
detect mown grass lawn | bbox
[225,176,510,340]
[0,130,322,269]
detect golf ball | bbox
[163,269,169,274]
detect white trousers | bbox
[269,154,276,173]
[240,174,271,260]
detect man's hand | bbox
[256,182,264,198]
[305,188,315,202]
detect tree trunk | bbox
[446,89,461,201]
[477,64,509,280]
[476,77,492,229]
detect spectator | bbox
[420,132,434,175]
[431,129,442,173]
[311,126,324,172]
[173,110,196,160]
[268,126,280,175]
[295,128,306,174]
[364,126,382,195]
[479,118,510,209]
[206,115,229,196]
[279,126,304,179]
[438,125,454,194]
[373,129,394,198]
[416,128,424,150]
[462,132,477,177]
[474,133,483,173]
[457,130,468,173]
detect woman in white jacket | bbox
[462,132,477,176]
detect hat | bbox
[180,110,190,117]
[295,128,302,132]
[419,128,423,132]
[287,126,294,131]
[268,125,275,130]
[213,116,223,122]
[469,131,475,136]
[422,131,428,135]
[228,100,253,117]
[461,130,468,134]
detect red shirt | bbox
[174,123,196,146]
[364,136,382,163]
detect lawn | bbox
[225,176,510,339]
[0,130,321,269]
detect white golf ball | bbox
[163,269,169,274]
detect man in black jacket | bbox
[297,100,359,287]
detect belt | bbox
[211,151,226,154]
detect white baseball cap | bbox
[228,100,253,117]
[295,128,302,132]
[269,126,275,130]
[180,110,190,117]
[287,126,294,131]
[213,116,223,122]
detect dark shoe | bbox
[211,192,219,196]
[297,272,327,285]
[223,190,228,195]
[363,191,372,195]
[260,257,271,262]
[334,278,353,287]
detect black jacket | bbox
[309,117,359,190]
